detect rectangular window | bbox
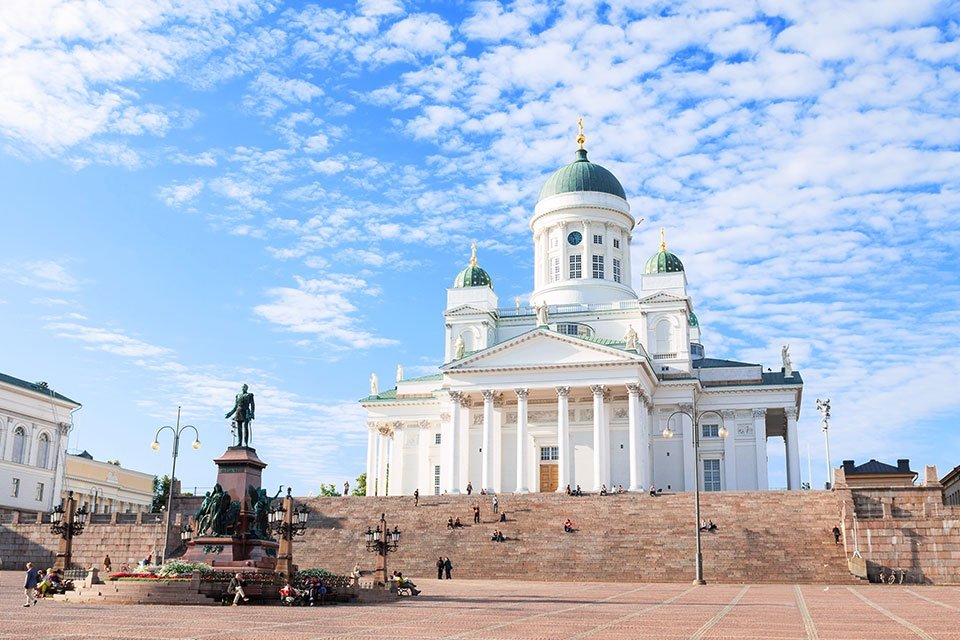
[613,238,620,249]
[593,234,603,244]
[569,255,582,279]
[550,237,558,248]
[434,433,441,445]
[592,255,604,279]
[702,424,719,438]
[434,465,441,496]
[703,459,721,491]
[11,478,20,498]
[35,482,44,501]
[551,257,560,282]
[540,446,559,461]
[613,258,621,283]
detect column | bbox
[680,403,695,492]
[603,222,612,281]
[626,384,641,491]
[459,395,471,490]
[624,232,633,288]
[515,389,530,493]
[388,421,402,496]
[365,425,377,496]
[722,410,737,491]
[591,385,605,491]
[785,407,801,490]
[556,386,570,492]
[560,222,568,280]
[418,420,431,496]
[753,408,768,490]
[582,220,591,279]
[481,390,495,493]
[645,401,654,488]
[376,428,389,496]
[446,392,462,493]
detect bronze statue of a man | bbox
[225,384,255,447]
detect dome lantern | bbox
[453,243,493,289]
[644,227,685,274]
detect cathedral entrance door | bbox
[539,464,558,492]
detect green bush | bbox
[293,568,335,586]
[158,560,211,577]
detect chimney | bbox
[897,459,911,473]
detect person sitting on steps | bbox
[564,518,574,533]
[447,516,455,529]
[454,516,464,528]
[574,485,582,497]
[599,484,608,496]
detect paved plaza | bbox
[2,572,959,639]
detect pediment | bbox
[639,292,686,305]
[444,304,495,316]
[442,329,645,373]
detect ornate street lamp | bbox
[151,406,201,565]
[364,513,400,586]
[662,407,726,585]
[817,398,832,489]
[268,487,311,577]
[50,490,88,570]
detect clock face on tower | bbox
[567,231,583,246]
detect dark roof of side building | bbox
[0,372,79,405]
[843,459,915,476]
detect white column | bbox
[645,402,654,488]
[626,384,641,491]
[556,386,570,492]
[481,390,495,492]
[785,407,801,490]
[591,385,605,491]
[582,220,591,279]
[446,392,462,494]
[417,421,431,496]
[560,222,568,281]
[459,396,471,491]
[680,403,695,492]
[515,389,530,493]
[753,408,768,490]
[365,425,377,496]
[376,429,389,496]
[603,222,612,281]
[722,410,737,491]
[624,231,633,288]
[388,421,402,496]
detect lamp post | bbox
[151,406,201,565]
[50,490,88,570]
[268,487,310,578]
[817,399,832,489]
[364,512,400,586]
[662,407,727,585]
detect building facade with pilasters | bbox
[361,143,803,496]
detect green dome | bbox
[453,244,493,289]
[644,250,684,274]
[538,148,626,202]
[689,311,699,327]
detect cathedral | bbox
[361,133,802,496]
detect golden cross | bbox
[576,117,585,150]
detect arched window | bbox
[459,331,474,352]
[656,320,672,354]
[12,426,26,464]
[37,433,50,469]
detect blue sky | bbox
[1,0,958,493]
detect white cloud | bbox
[308,158,345,174]
[45,321,172,358]
[2,260,78,291]
[243,72,324,117]
[159,180,204,207]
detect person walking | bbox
[466,481,473,495]
[103,554,112,573]
[436,556,444,580]
[473,504,481,524]
[229,573,249,606]
[344,481,350,496]
[23,562,40,607]
[443,557,452,580]
[414,489,419,507]
[832,526,841,544]
[492,495,499,515]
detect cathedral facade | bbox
[361,141,802,496]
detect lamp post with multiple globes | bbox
[364,513,400,586]
[662,406,727,585]
[268,487,310,577]
[50,490,89,570]
[150,406,201,565]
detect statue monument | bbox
[224,383,255,447]
[535,301,549,327]
[623,324,638,351]
[454,335,465,359]
[782,345,793,378]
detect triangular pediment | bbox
[444,304,495,316]
[639,292,686,304]
[442,328,646,372]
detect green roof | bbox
[0,372,79,405]
[538,148,626,202]
[644,249,684,274]
[403,373,443,382]
[689,311,699,327]
[453,264,493,289]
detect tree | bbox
[318,483,342,497]
[108,459,121,466]
[152,475,170,513]
[352,472,366,496]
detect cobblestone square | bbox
[2,572,959,639]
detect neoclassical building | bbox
[0,372,79,514]
[362,138,803,496]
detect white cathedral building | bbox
[362,138,803,496]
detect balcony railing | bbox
[498,299,641,317]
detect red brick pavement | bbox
[1,571,958,639]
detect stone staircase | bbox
[294,491,854,584]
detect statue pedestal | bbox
[181,446,278,571]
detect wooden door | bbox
[539,464,558,492]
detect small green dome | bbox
[538,148,626,202]
[644,228,685,274]
[689,311,699,327]
[453,244,493,289]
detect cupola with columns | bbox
[444,243,498,362]
[530,120,639,306]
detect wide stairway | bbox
[295,491,854,583]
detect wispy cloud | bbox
[2,260,79,292]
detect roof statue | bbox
[396,364,403,383]
[535,300,549,327]
[454,335,465,359]
[782,345,793,378]
[624,324,638,351]
[370,373,379,396]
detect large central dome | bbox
[537,148,626,202]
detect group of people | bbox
[490,529,506,542]
[278,575,329,605]
[391,571,421,595]
[464,481,492,496]
[23,563,67,605]
[564,483,654,496]
[436,556,453,579]
[447,516,464,529]
[699,520,718,532]
[598,484,628,495]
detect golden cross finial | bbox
[576,117,585,150]
[470,242,477,267]
[660,227,667,252]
